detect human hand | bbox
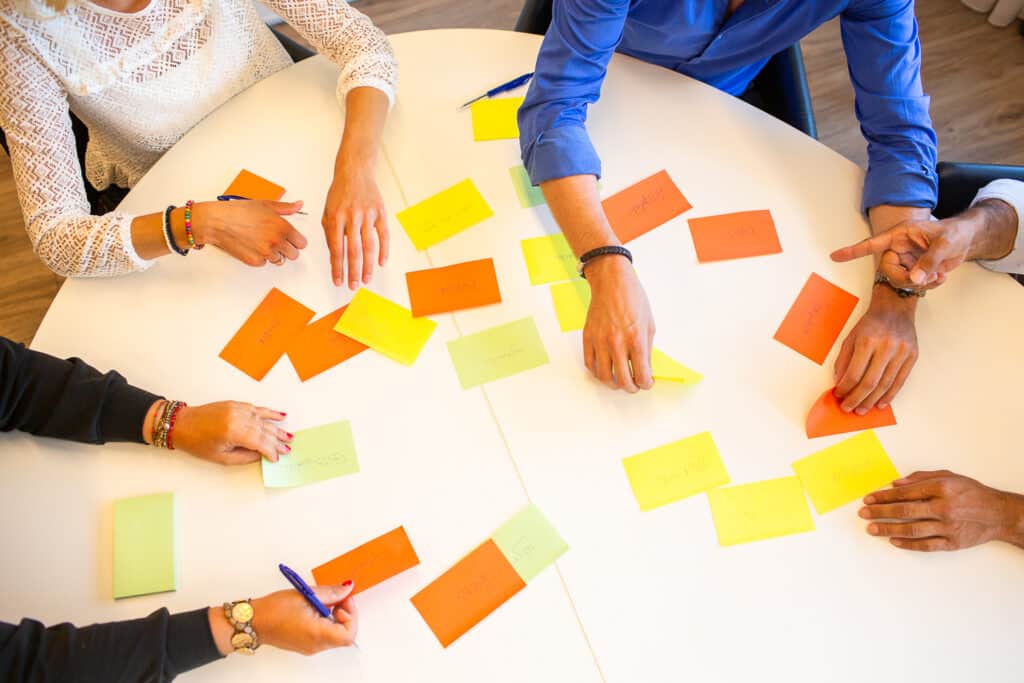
[860,470,1024,551]
[251,582,358,655]
[192,200,308,267]
[582,257,655,393]
[322,161,389,289]
[173,402,293,464]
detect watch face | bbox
[231,602,254,623]
[231,632,254,650]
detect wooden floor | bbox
[1,0,1021,344]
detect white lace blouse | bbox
[0,0,397,276]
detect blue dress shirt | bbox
[518,0,938,212]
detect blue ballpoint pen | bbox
[278,563,360,649]
[216,194,308,215]
[457,72,534,110]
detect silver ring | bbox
[270,254,285,266]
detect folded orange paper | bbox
[285,305,368,382]
[805,388,896,439]
[219,288,314,380]
[774,273,859,365]
[224,169,286,201]
[688,210,782,262]
[312,526,420,595]
[601,170,692,244]
[406,258,502,317]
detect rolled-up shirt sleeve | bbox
[974,179,1024,274]
[840,0,938,213]
[518,0,630,186]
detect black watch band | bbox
[578,245,632,279]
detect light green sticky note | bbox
[396,179,494,250]
[491,503,568,582]
[549,280,591,332]
[510,165,546,208]
[521,233,579,285]
[262,420,360,488]
[335,288,437,366]
[446,317,550,389]
[792,430,900,515]
[113,492,176,599]
[707,477,815,547]
[651,348,704,384]
[622,432,729,511]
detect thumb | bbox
[271,200,304,216]
[311,580,354,606]
[830,232,893,263]
[908,240,954,285]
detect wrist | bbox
[336,144,377,175]
[583,252,634,290]
[207,606,235,657]
[870,280,919,317]
[996,491,1024,548]
[189,202,219,247]
[141,400,163,445]
[171,405,194,453]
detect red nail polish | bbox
[342,580,353,587]
[285,445,291,452]
[280,411,287,417]
[286,432,294,439]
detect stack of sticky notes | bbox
[262,419,359,488]
[446,317,549,390]
[397,180,494,250]
[335,288,437,366]
[113,492,176,599]
[313,526,420,594]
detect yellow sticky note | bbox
[471,97,524,141]
[550,280,591,332]
[334,289,437,366]
[707,477,815,546]
[651,348,703,384]
[623,432,730,511]
[792,430,900,515]
[397,180,494,251]
[521,234,579,285]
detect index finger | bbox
[863,481,940,505]
[377,210,390,266]
[830,233,894,263]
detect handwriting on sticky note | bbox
[397,180,494,250]
[334,289,437,366]
[491,504,568,582]
[601,170,692,244]
[471,97,524,141]
[406,258,502,317]
[805,388,896,439]
[549,280,591,332]
[224,169,286,201]
[521,233,578,285]
[113,492,176,599]
[313,526,420,594]
[509,165,546,208]
[446,317,549,389]
[219,288,314,381]
[792,430,899,514]
[651,348,703,384]
[261,420,359,488]
[687,210,782,262]
[707,477,815,546]
[773,273,859,365]
[623,432,728,511]
[285,306,368,382]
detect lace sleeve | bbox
[0,22,151,278]
[261,0,398,107]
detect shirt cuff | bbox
[166,608,223,677]
[523,124,602,186]
[974,179,1024,274]
[862,162,938,214]
[117,213,156,272]
[337,77,396,111]
[100,373,162,444]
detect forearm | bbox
[966,199,1018,262]
[335,87,389,172]
[541,175,617,256]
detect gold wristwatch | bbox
[223,600,260,655]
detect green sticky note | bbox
[113,492,176,599]
[491,503,568,582]
[792,430,900,515]
[550,280,591,332]
[262,420,360,488]
[707,477,815,547]
[510,165,546,208]
[521,234,579,285]
[446,317,550,389]
[396,179,494,250]
[651,348,704,384]
[622,432,729,511]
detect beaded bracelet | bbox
[184,200,203,250]
[163,205,189,256]
[166,401,185,450]
[152,399,187,449]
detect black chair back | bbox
[936,161,1024,219]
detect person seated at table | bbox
[0,0,396,289]
[0,336,359,678]
[518,0,937,412]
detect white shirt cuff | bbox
[973,179,1024,274]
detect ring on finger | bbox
[270,253,285,266]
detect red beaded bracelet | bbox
[184,200,203,250]
[165,401,186,450]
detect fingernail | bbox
[342,580,353,587]
[877,402,888,409]
[865,495,876,504]
[868,524,879,535]
[334,278,342,287]
[841,404,852,413]
[363,274,371,284]
[855,407,867,416]
[285,445,291,453]
[891,539,903,547]
[350,281,358,289]
[286,432,294,439]
[280,411,287,417]
[858,507,869,518]
[911,270,924,284]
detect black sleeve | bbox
[0,608,224,682]
[0,337,161,444]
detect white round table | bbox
[4,29,1024,682]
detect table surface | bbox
[4,29,1024,683]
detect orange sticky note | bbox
[805,388,896,439]
[219,288,314,380]
[773,273,859,365]
[224,169,286,201]
[411,539,526,648]
[312,526,420,595]
[406,258,502,317]
[688,210,783,262]
[601,170,692,244]
[285,306,368,382]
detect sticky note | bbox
[773,273,859,365]
[406,258,502,317]
[219,288,314,380]
[623,432,729,511]
[510,165,546,208]
[447,317,549,389]
[471,97,524,141]
[549,280,591,332]
[334,289,437,366]
[651,348,703,384]
[601,170,692,244]
[313,526,420,595]
[707,477,815,546]
[224,169,285,201]
[521,233,578,285]
[805,388,896,439]
[491,504,568,583]
[113,492,176,599]
[261,420,359,488]
[792,430,900,515]
[285,306,368,382]
[411,539,526,648]
[397,180,494,250]
[687,210,782,262]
